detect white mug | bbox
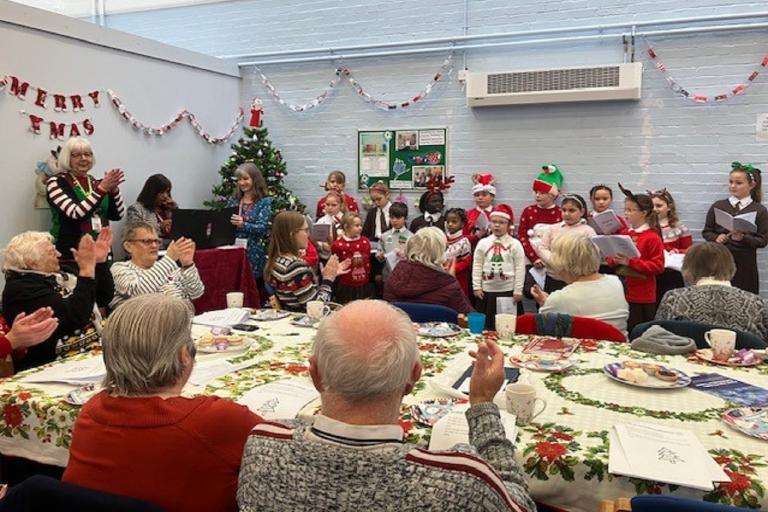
[496,313,517,341]
[505,383,547,426]
[226,291,244,309]
[705,329,736,361]
[306,301,331,321]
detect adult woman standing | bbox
[264,211,349,311]
[63,294,262,512]
[126,173,176,240]
[227,163,272,286]
[46,137,125,259]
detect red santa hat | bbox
[489,204,513,222]
[472,173,497,195]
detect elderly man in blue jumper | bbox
[237,300,535,512]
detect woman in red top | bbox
[63,294,262,512]
[607,185,665,332]
[651,188,692,304]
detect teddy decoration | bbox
[34,146,62,209]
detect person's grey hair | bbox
[405,226,447,271]
[2,231,54,272]
[550,234,600,277]
[313,300,420,402]
[58,137,95,173]
[102,294,195,396]
[681,242,736,283]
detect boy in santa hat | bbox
[472,204,525,330]
[464,173,506,249]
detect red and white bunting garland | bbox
[253,53,453,112]
[2,74,244,144]
[106,90,243,144]
[645,38,768,103]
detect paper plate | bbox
[603,362,691,389]
[195,336,253,354]
[410,399,467,427]
[251,309,291,321]
[416,322,462,338]
[723,407,768,441]
[694,349,763,367]
[291,315,319,328]
[510,354,574,373]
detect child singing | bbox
[331,212,373,304]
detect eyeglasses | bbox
[128,238,161,246]
[70,151,93,159]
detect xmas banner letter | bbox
[82,119,95,135]
[35,88,48,108]
[10,77,30,99]
[49,122,65,139]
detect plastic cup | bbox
[468,312,486,334]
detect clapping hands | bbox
[167,237,196,266]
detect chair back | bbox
[630,320,767,350]
[631,495,751,511]
[391,302,458,323]
[0,475,163,512]
[516,313,626,342]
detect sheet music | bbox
[429,404,517,451]
[20,355,106,385]
[237,380,319,419]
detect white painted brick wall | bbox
[106,0,768,294]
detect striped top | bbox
[237,402,534,512]
[110,256,204,310]
[267,254,332,311]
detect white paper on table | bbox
[609,423,728,490]
[20,355,106,385]
[591,235,641,259]
[237,380,319,419]
[664,251,685,271]
[528,266,547,289]
[714,208,758,233]
[429,404,517,451]
[188,358,259,386]
[192,308,251,328]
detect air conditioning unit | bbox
[465,62,642,107]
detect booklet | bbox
[714,208,758,233]
[192,308,251,328]
[588,209,624,235]
[310,223,331,243]
[609,422,729,491]
[591,235,641,259]
[664,251,684,272]
[429,403,517,451]
[689,373,768,407]
[474,212,489,233]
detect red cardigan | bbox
[63,392,261,512]
[607,227,665,304]
[516,204,562,263]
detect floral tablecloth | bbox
[0,317,766,511]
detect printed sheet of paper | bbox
[418,129,446,146]
[20,355,106,385]
[757,113,768,142]
[714,209,758,233]
[192,308,251,328]
[591,235,640,259]
[664,251,684,271]
[528,266,547,289]
[188,358,259,386]
[237,380,319,419]
[610,422,728,490]
[429,404,517,451]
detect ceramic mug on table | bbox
[226,291,244,308]
[306,301,331,321]
[705,329,736,361]
[505,383,547,426]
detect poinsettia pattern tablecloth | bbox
[0,318,766,511]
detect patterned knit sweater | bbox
[267,254,332,311]
[656,284,768,340]
[237,402,535,512]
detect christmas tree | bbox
[204,125,305,214]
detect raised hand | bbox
[99,169,124,193]
[5,308,59,349]
[72,234,96,277]
[94,227,113,263]
[230,214,244,227]
[468,340,506,406]
[179,240,196,267]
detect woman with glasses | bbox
[46,137,125,262]
[110,222,203,310]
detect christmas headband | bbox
[647,187,673,203]
[561,193,587,211]
[425,175,455,195]
[368,180,389,194]
[732,161,762,179]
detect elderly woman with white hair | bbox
[531,234,629,332]
[46,136,125,259]
[63,294,261,512]
[383,226,473,314]
[2,229,113,370]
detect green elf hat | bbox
[533,164,564,195]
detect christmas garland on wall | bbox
[0,75,243,143]
[252,53,453,112]
[644,38,768,103]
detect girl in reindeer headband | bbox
[410,175,454,233]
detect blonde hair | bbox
[340,212,361,234]
[58,137,95,172]
[405,227,447,271]
[102,294,195,396]
[550,234,600,278]
[3,231,54,271]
